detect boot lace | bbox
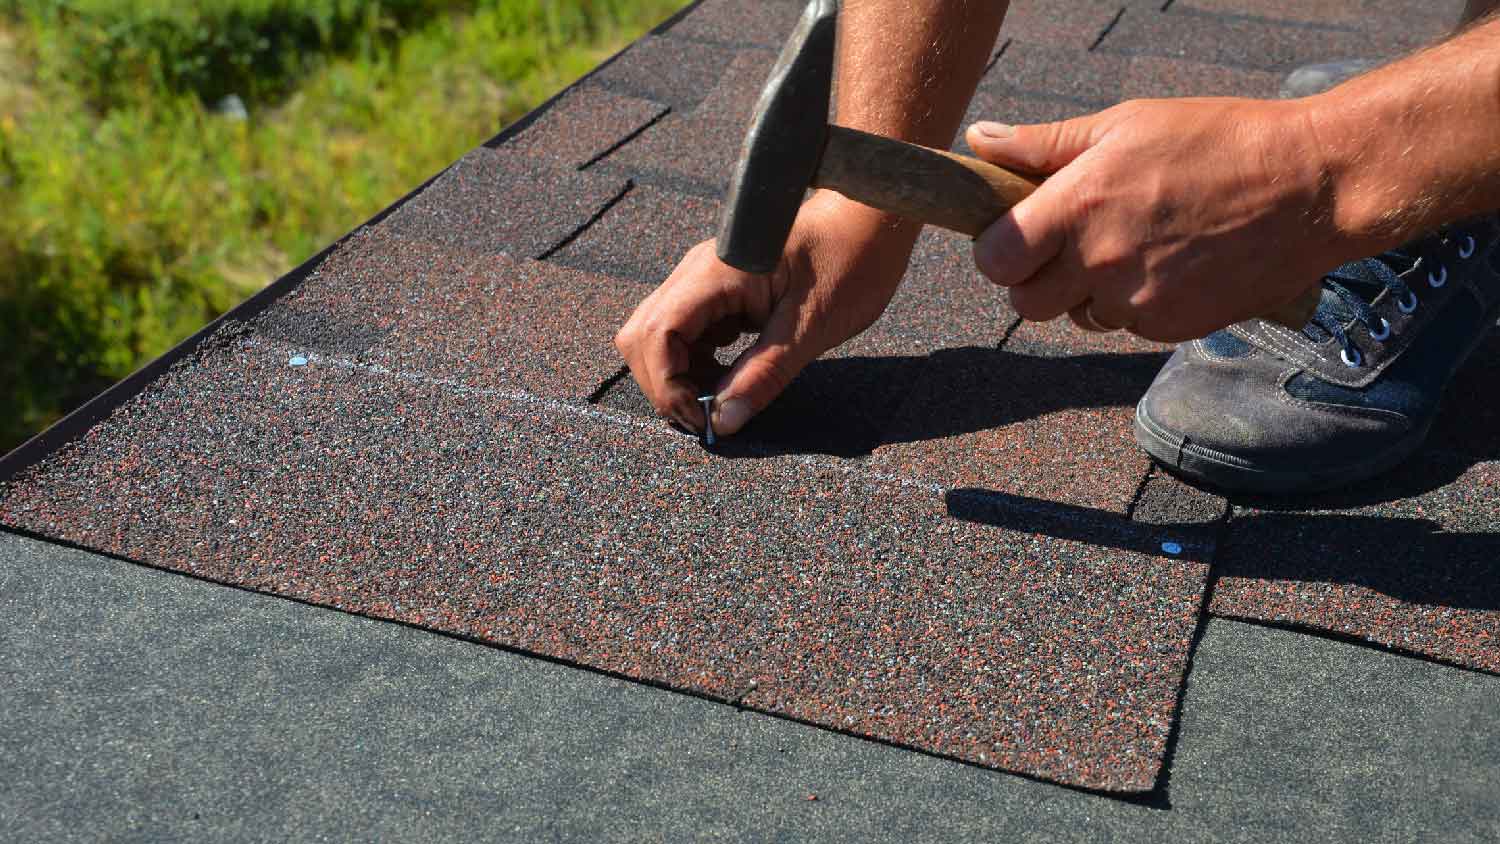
[1304,226,1478,368]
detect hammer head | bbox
[715,0,838,274]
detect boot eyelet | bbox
[1369,318,1391,342]
[1341,347,1363,368]
[1428,265,1448,288]
[1397,291,1419,314]
[1459,236,1476,259]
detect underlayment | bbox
[7,534,1498,842]
[2,0,1495,810]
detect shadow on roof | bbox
[698,346,1169,460]
[1215,511,1500,615]
[949,485,1500,623]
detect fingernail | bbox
[712,398,752,435]
[972,121,1015,139]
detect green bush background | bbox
[0,0,681,451]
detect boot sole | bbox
[1132,402,1433,496]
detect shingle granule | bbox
[546,184,721,284]
[1097,8,1374,72]
[258,228,637,397]
[1212,453,1500,674]
[593,114,746,198]
[500,87,668,169]
[378,148,628,259]
[591,35,730,111]
[0,331,1208,792]
[665,0,806,49]
[1000,0,1130,49]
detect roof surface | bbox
[3,0,1497,834]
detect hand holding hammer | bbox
[616,0,1327,438]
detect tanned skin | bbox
[968,10,1500,340]
[616,1,1500,438]
[613,0,1006,435]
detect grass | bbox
[0,0,684,452]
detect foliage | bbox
[0,0,682,451]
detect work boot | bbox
[1279,59,1379,98]
[1134,215,1500,494]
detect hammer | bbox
[714,0,1320,330]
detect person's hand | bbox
[614,191,919,437]
[965,97,1349,342]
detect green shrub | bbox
[0,0,681,451]
[8,0,464,107]
[5,0,680,108]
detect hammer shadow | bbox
[703,345,1170,459]
[948,478,1500,618]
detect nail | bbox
[713,397,752,436]
[698,395,716,445]
[972,121,1015,139]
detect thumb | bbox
[965,114,1105,175]
[709,302,819,437]
[972,174,1072,290]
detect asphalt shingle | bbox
[1172,0,1460,44]
[693,48,780,128]
[665,0,805,49]
[257,230,635,397]
[5,0,1497,813]
[590,35,732,111]
[1132,470,1228,528]
[986,41,1130,106]
[546,183,722,284]
[0,331,1208,792]
[1211,453,1500,674]
[594,113,745,197]
[858,313,1167,514]
[1123,55,1282,99]
[376,147,629,259]
[8,537,1496,841]
[1098,6,1374,73]
[496,86,668,170]
[868,349,1158,514]
[999,0,1127,50]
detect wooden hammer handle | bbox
[813,124,1319,330]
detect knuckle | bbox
[753,358,795,397]
[1082,240,1135,275]
[688,239,719,266]
[1069,181,1109,218]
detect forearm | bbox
[825,0,1008,235]
[1307,14,1500,251]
